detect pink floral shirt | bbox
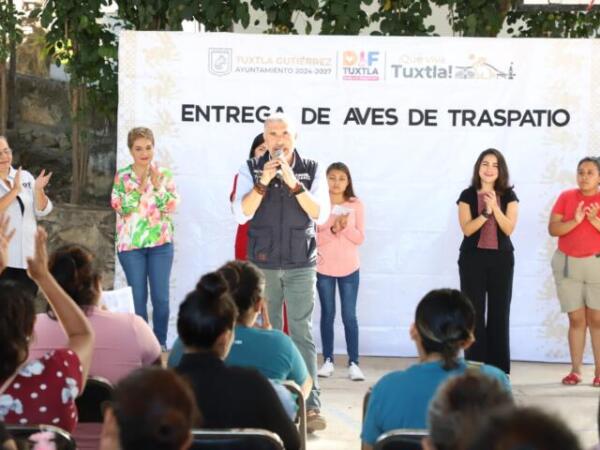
[111,164,179,252]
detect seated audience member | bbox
[0,225,94,433]
[29,245,161,449]
[29,244,161,384]
[423,372,514,450]
[168,260,311,398]
[100,367,200,450]
[0,423,16,450]
[468,406,582,450]
[361,288,510,450]
[175,271,301,450]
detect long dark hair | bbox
[327,162,356,200]
[415,289,475,370]
[470,148,512,194]
[113,367,201,450]
[0,280,35,381]
[47,244,102,318]
[217,260,264,318]
[249,133,265,159]
[177,272,238,350]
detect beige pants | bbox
[551,249,600,313]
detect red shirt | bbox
[1,349,83,432]
[552,189,600,257]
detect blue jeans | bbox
[316,270,360,365]
[118,242,174,345]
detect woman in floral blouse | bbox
[111,127,179,348]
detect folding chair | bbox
[7,424,76,450]
[75,375,113,422]
[282,380,307,450]
[374,429,428,450]
[190,428,284,450]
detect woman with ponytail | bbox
[360,289,510,450]
[29,244,161,386]
[175,271,300,450]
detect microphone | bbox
[273,148,284,179]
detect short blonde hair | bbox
[127,127,155,149]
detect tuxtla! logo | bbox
[341,50,381,81]
[208,48,232,76]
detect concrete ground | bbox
[308,356,599,450]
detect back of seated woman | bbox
[169,260,312,398]
[361,288,511,450]
[0,225,94,433]
[175,271,301,450]
[29,244,161,385]
[100,367,200,450]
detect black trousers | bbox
[0,267,38,297]
[459,249,514,374]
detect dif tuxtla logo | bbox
[341,50,383,81]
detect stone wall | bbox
[39,204,116,289]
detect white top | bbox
[231,154,330,225]
[0,166,53,268]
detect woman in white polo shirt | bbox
[0,135,53,294]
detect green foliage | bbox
[0,0,24,63]
[370,0,435,36]
[115,0,192,30]
[35,0,118,120]
[195,0,251,31]
[316,0,372,35]
[507,9,600,38]
[430,0,512,37]
[250,0,318,34]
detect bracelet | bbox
[291,182,305,196]
[330,226,336,234]
[253,181,267,196]
[481,210,492,219]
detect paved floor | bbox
[307,356,600,450]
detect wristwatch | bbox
[481,210,492,219]
[291,182,306,196]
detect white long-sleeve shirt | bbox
[0,166,53,269]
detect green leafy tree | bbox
[35,0,118,204]
[316,0,372,35]
[250,0,317,34]
[430,0,512,37]
[370,0,435,36]
[507,8,600,37]
[0,0,23,134]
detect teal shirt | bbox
[227,325,308,385]
[361,358,511,445]
[168,325,309,386]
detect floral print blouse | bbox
[0,349,83,432]
[111,164,179,252]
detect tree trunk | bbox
[0,62,6,136]
[69,84,81,204]
[7,36,16,129]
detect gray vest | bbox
[247,150,317,270]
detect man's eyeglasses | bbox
[0,148,12,156]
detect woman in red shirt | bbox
[549,157,600,386]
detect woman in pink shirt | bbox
[30,244,162,385]
[316,162,365,381]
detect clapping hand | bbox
[34,169,53,192]
[11,167,22,194]
[0,214,15,273]
[149,164,162,190]
[337,213,349,231]
[278,158,298,189]
[587,202,600,223]
[26,227,50,281]
[483,191,497,214]
[574,201,586,224]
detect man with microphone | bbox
[232,113,330,432]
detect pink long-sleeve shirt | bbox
[316,198,365,277]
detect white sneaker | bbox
[348,362,365,381]
[318,358,335,377]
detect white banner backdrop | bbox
[116,31,600,362]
